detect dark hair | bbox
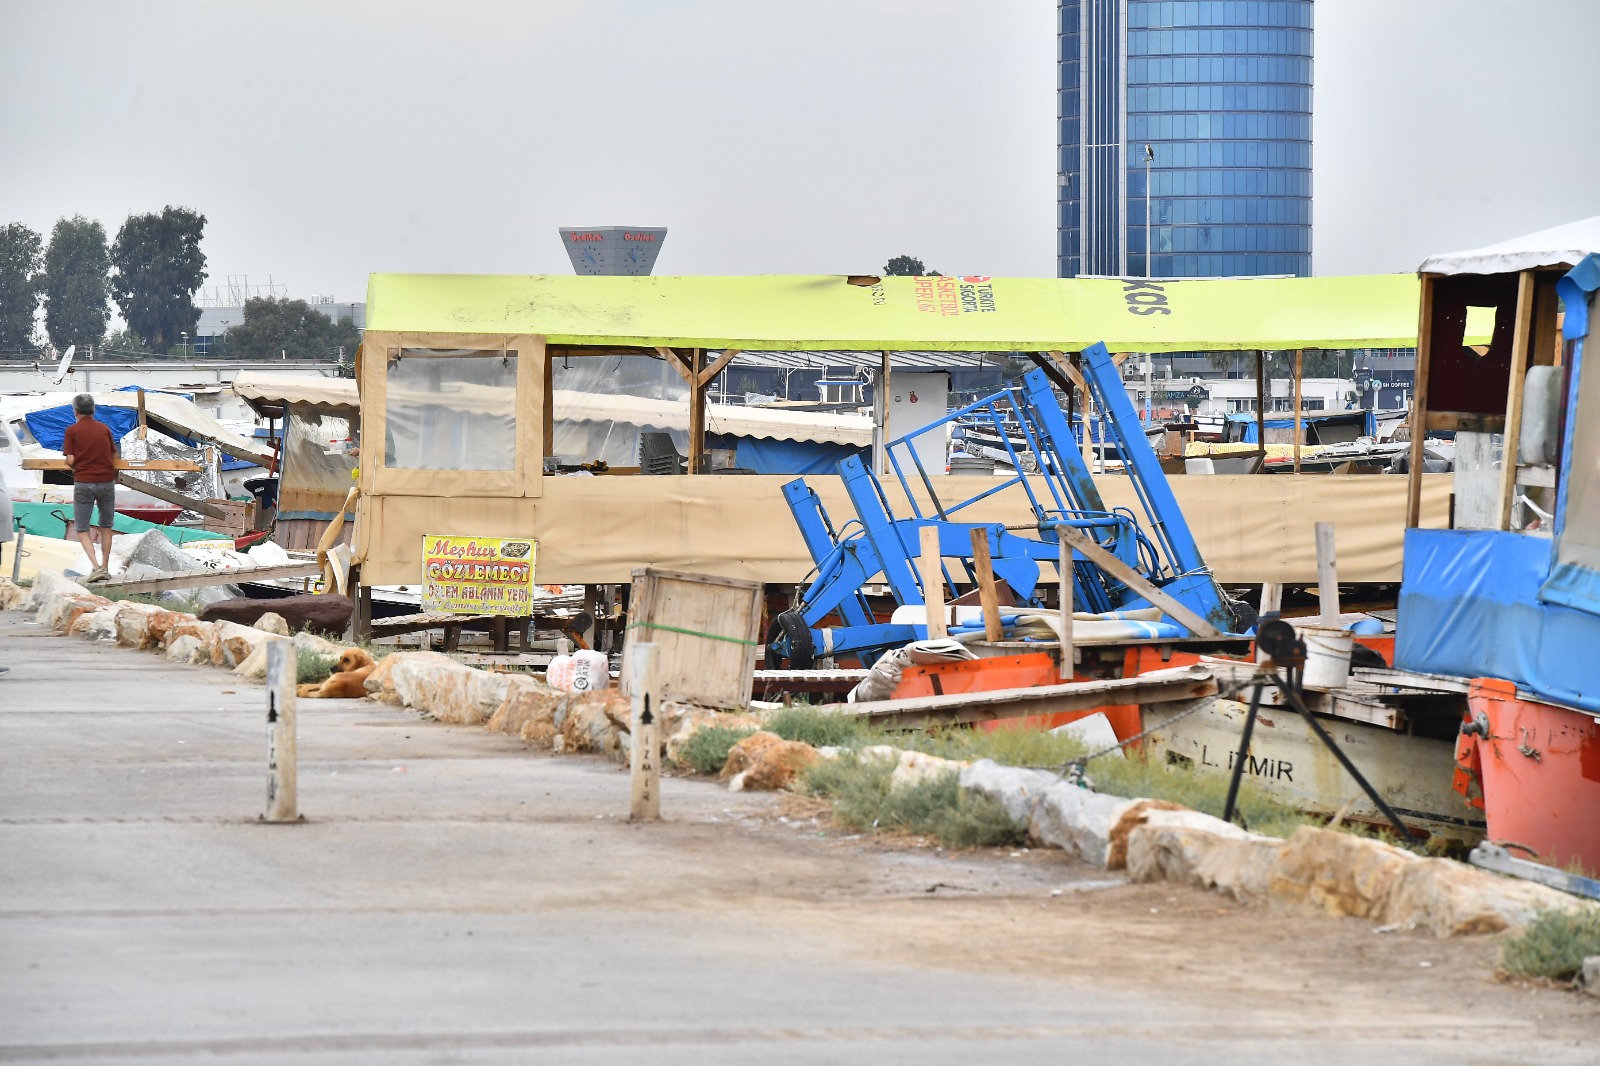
[72,394,96,415]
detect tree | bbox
[1265,349,1348,381]
[44,215,111,353]
[100,328,154,357]
[0,222,45,353]
[109,206,207,351]
[883,255,940,277]
[224,296,362,362]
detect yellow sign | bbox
[421,534,537,616]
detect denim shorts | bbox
[73,482,117,530]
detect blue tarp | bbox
[23,399,255,471]
[1395,528,1600,713]
[732,438,866,475]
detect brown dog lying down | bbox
[297,647,377,699]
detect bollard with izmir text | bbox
[264,640,299,822]
[629,642,662,822]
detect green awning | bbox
[366,272,1444,353]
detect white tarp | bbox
[553,389,873,447]
[1419,216,1600,276]
[232,371,358,413]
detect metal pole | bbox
[1144,145,1152,280]
[9,528,25,583]
[264,640,298,822]
[1057,525,1074,680]
[1222,679,1266,825]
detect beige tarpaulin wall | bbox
[356,472,1451,587]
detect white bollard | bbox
[629,642,661,822]
[264,640,298,822]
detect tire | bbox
[765,610,816,670]
[1225,596,1259,634]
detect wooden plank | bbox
[89,561,321,596]
[919,525,947,639]
[696,348,740,388]
[1055,525,1222,638]
[1058,533,1073,680]
[1045,350,1088,393]
[1406,276,1435,528]
[625,567,763,709]
[1495,270,1536,531]
[656,346,695,386]
[1259,582,1283,615]
[1424,410,1506,433]
[113,472,232,521]
[1314,520,1339,628]
[828,665,1217,729]
[1026,353,1077,396]
[24,458,202,471]
[1293,348,1303,475]
[968,527,1004,642]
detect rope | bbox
[1056,672,1261,786]
[625,621,761,646]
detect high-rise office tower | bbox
[1058,0,1313,278]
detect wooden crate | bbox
[623,567,763,709]
[201,500,254,536]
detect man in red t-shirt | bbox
[62,394,118,582]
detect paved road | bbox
[2,609,1596,1065]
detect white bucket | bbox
[569,649,610,692]
[1300,626,1354,691]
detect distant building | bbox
[1058,0,1314,278]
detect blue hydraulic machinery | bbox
[766,342,1244,668]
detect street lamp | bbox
[180,331,188,358]
[1143,144,1154,279]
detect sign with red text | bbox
[421,534,537,616]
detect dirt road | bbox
[1,609,1594,1064]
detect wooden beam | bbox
[1045,350,1088,394]
[1058,533,1073,680]
[1406,277,1436,528]
[968,527,1004,642]
[112,472,232,520]
[919,525,947,639]
[543,348,555,459]
[25,458,201,472]
[136,388,147,441]
[1314,520,1340,628]
[1026,353,1076,396]
[89,561,322,596]
[1055,525,1222,637]
[696,348,740,388]
[1495,270,1536,531]
[656,346,695,386]
[1424,410,1506,434]
[823,665,1217,730]
[687,348,706,474]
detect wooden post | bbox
[1406,277,1436,528]
[1259,581,1283,616]
[919,525,947,639]
[1495,270,1536,531]
[688,348,705,473]
[264,640,298,822]
[1057,530,1074,680]
[629,642,661,822]
[1314,521,1339,628]
[1292,349,1303,475]
[1255,351,1266,452]
[968,527,1004,641]
[875,350,891,475]
[136,388,147,440]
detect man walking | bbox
[62,394,118,582]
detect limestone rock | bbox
[888,749,969,791]
[112,602,165,648]
[233,630,346,681]
[210,620,278,669]
[70,605,120,643]
[41,591,111,631]
[1126,818,1284,904]
[0,577,25,611]
[721,731,821,791]
[23,570,90,612]
[362,650,512,725]
[958,760,1062,827]
[486,676,567,745]
[559,690,631,756]
[1268,826,1418,919]
[662,704,767,764]
[1583,957,1600,998]
[231,635,293,679]
[1028,781,1132,867]
[1380,857,1599,938]
[165,634,208,663]
[1105,799,1193,870]
[253,612,291,636]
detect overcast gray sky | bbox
[3,0,1596,308]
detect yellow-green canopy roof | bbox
[365,272,1431,353]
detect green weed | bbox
[296,647,336,685]
[675,725,758,775]
[801,757,1023,849]
[1501,908,1600,982]
[765,705,872,749]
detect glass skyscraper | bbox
[1058,0,1313,278]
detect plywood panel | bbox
[623,568,763,709]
